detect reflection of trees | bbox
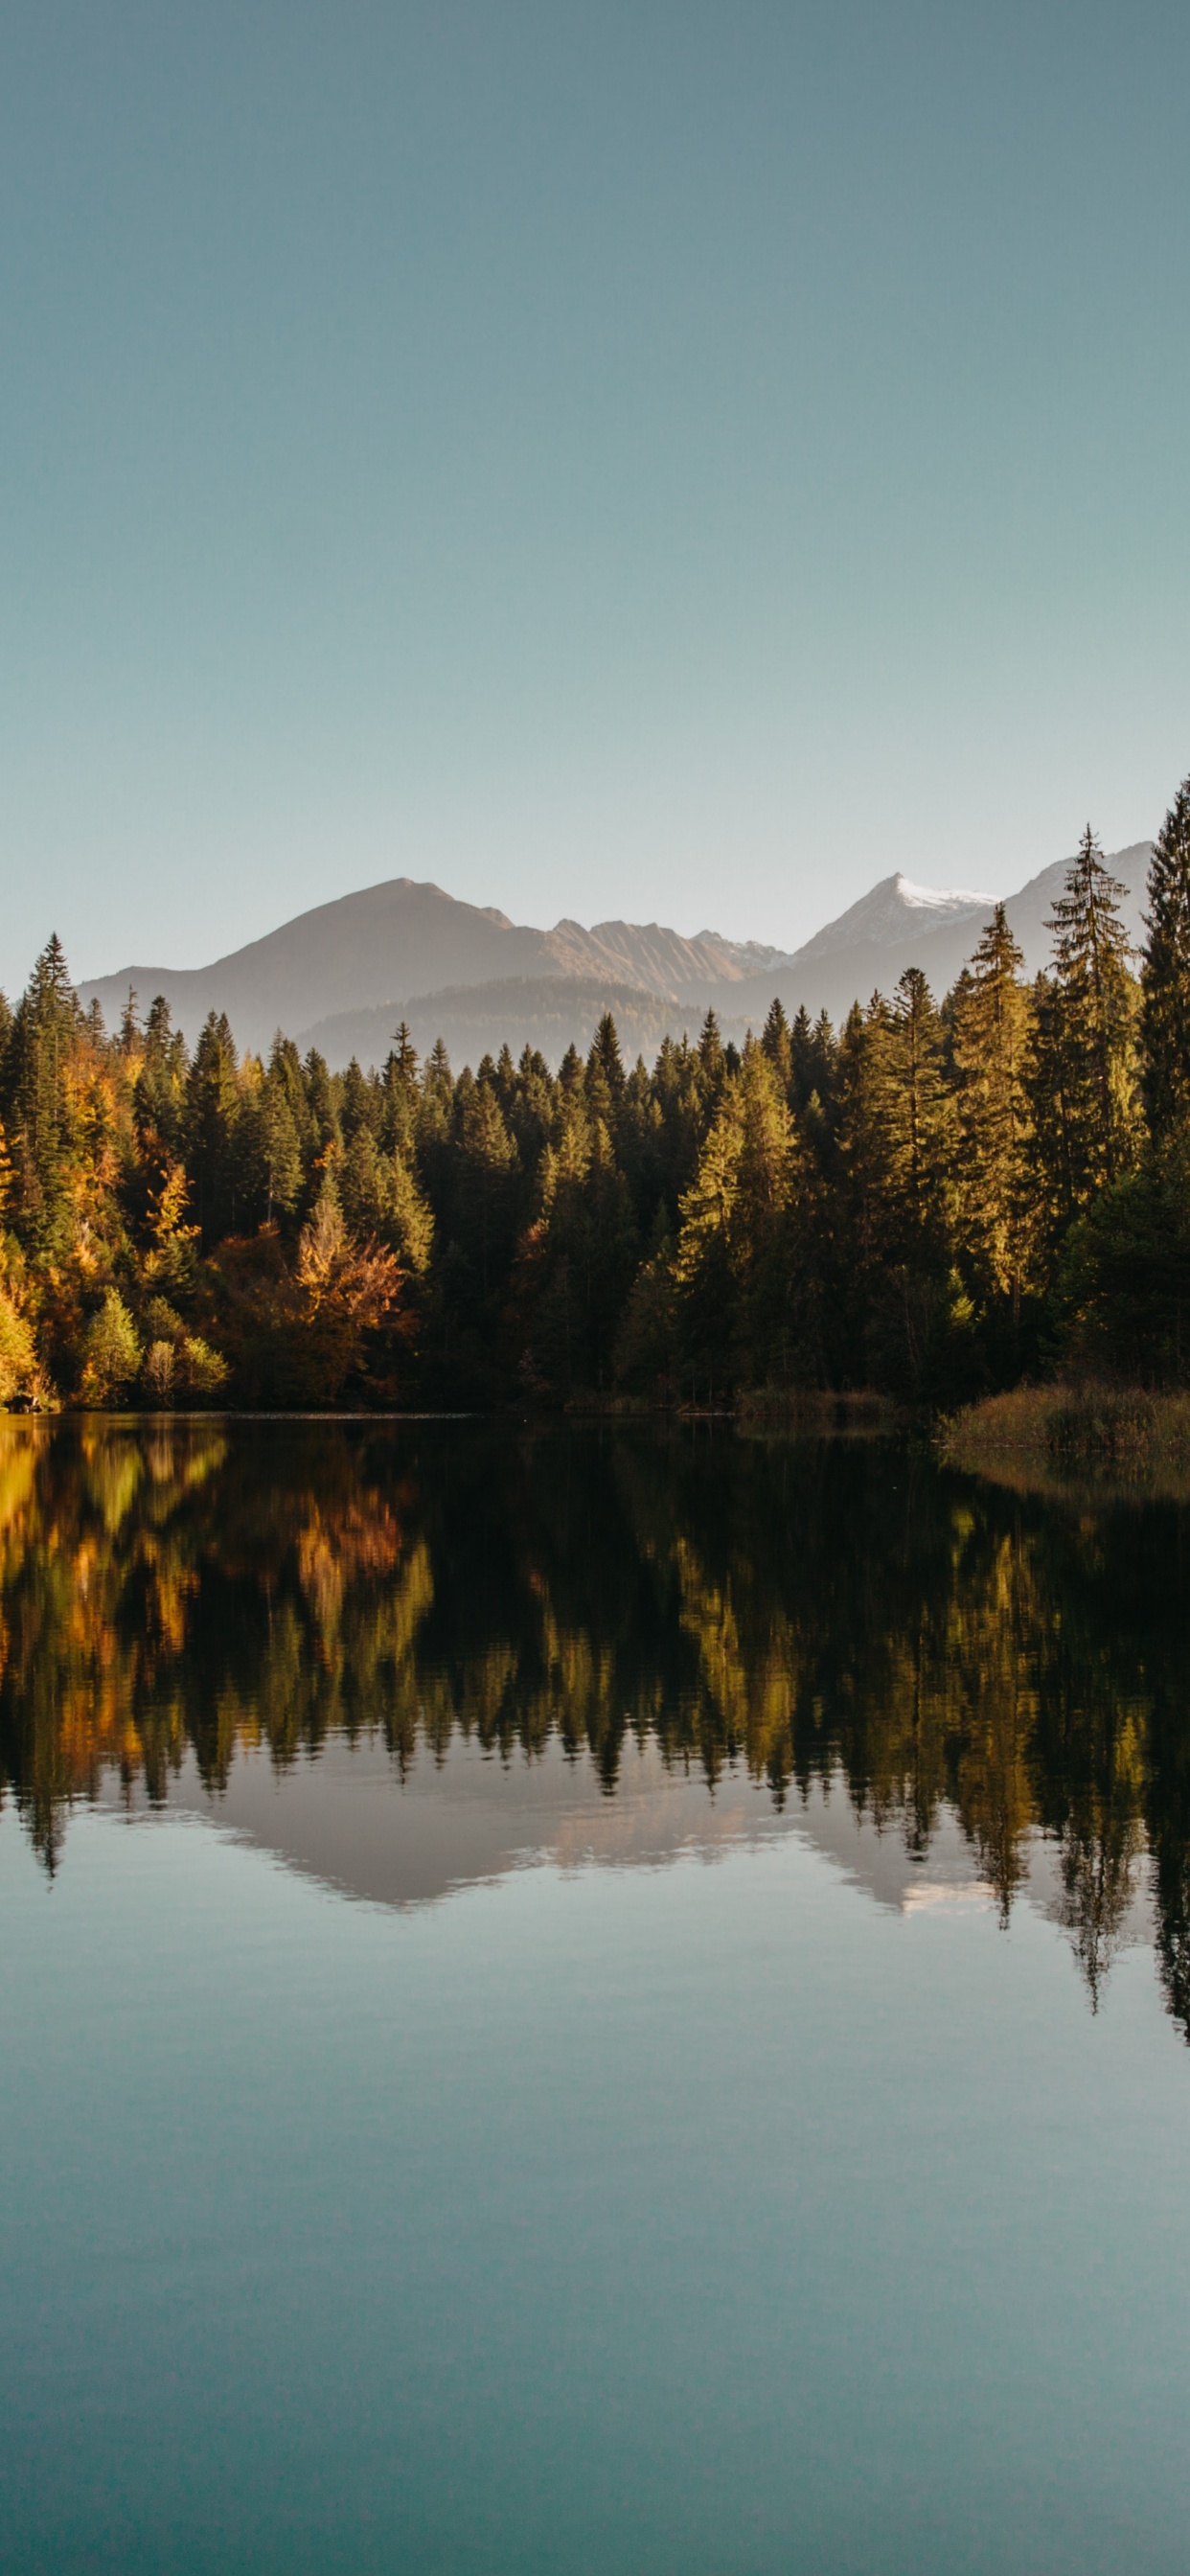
[1,1420,1189,2035]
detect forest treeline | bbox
[2,776,1189,1409]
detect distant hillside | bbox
[78,843,1154,1071]
[301,978,701,1073]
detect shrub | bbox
[80,1291,142,1407]
[0,1291,35,1403]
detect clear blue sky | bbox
[3,0,1187,992]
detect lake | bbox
[2,1416,1189,2574]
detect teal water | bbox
[2,1420,1189,2572]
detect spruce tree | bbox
[379,1023,421,1156]
[697,1008,725,1091]
[5,935,82,1244]
[1141,772,1190,1140]
[119,988,141,1057]
[882,969,955,1254]
[1049,827,1137,1185]
[338,1057,373,1146]
[761,998,793,1096]
[186,1013,241,1244]
[951,907,1032,1312]
[587,1012,626,1096]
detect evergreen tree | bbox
[834,1001,887,1271]
[697,1008,725,1092]
[4,935,83,1247]
[118,988,141,1057]
[587,1012,626,1097]
[1141,772,1190,1141]
[186,1013,241,1244]
[877,970,956,1258]
[303,1049,340,1167]
[452,1073,518,1300]
[244,1064,304,1225]
[1030,829,1138,1228]
[761,998,793,1096]
[833,979,959,1391]
[675,1046,816,1391]
[134,997,189,1153]
[950,907,1033,1315]
[338,1056,375,1145]
[380,1023,421,1156]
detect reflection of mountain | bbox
[99,1736,1152,1964]
[76,845,1153,1070]
[0,1418,1182,2025]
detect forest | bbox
[1,773,1188,1412]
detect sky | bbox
[2,0,1188,993]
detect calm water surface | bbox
[2,1418,1189,2573]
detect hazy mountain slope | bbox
[78,879,549,1057]
[78,877,794,1054]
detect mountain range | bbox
[78,843,1153,1071]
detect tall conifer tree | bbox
[1028,830,1139,1259]
[1141,773,1190,1140]
[951,908,1032,1311]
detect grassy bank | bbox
[939,1383,1190,1501]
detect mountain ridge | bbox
[77,843,1153,1070]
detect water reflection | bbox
[1,1416,1188,2034]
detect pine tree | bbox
[673,1077,741,1397]
[118,988,141,1058]
[186,1013,241,1244]
[338,1057,375,1146]
[732,1043,820,1384]
[1141,773,1190,1141]
[1028,829,1139,1245]
[881,969,956,1254]
[453,1074,518,1298]
[674,1046,816,1390]
[697,1008,725,1092]
[761,998,793,1095]
[303,1049,340,1164]
[255,1067,305,1224]
[832,979,958,1390]
[587,1012,626,1097]
[834,1000,887,1271]
[134,997,189,1153]
[379,1024,421,1156]
[4,935,82,1245]
[950,907,1032,1311]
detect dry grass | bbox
[939,1382,1190,1502]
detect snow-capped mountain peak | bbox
[893,873,996,912]
[795,872,996,964]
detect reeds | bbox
[938,1382,1190,1501]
